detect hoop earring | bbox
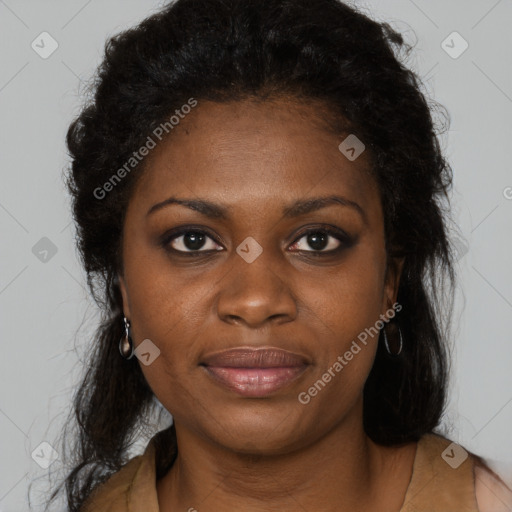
[382,323,403,356]
[119,316,135,360]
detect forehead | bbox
[130,97,379,219]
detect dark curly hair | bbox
[38,0,457,510]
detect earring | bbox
[382,322,403,356]
[119,316,135,360]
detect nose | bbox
[215,250,297,329]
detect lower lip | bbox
[203,366,307,397]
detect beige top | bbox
[81,432,512,511]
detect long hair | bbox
[41,1,456,509]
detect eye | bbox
[165,229,223,254]
[289,227,352,253]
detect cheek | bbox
[307,249,386,341]
[128,266,206,414]
[296,248,385,399]
[123,240,205,336]
[139,359,208,434]
[296,270,383,419]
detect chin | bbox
[204,406,313,456]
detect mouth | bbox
[200,347,310,397]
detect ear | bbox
[118,274,132,319]
[382,256,405,314]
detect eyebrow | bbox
[146,195,367,224]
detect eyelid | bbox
[161,225,224,254]
[289,225,353,252]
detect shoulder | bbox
[79,434,163,512]
[399,433,479,511]
[80,453,147,512]
[474,461,512,512]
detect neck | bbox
[156,398,406,512]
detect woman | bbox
[46,0,512,510]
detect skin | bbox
[119,97,416,512]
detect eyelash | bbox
[160,225,355,257]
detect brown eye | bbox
[289,226,354,253]
[164,229,223,254]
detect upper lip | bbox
[201,347,310,368]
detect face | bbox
[119,97,402,455]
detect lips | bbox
[201,348,309,368]
[201,348,310,397]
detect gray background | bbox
[1,0,511,510]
